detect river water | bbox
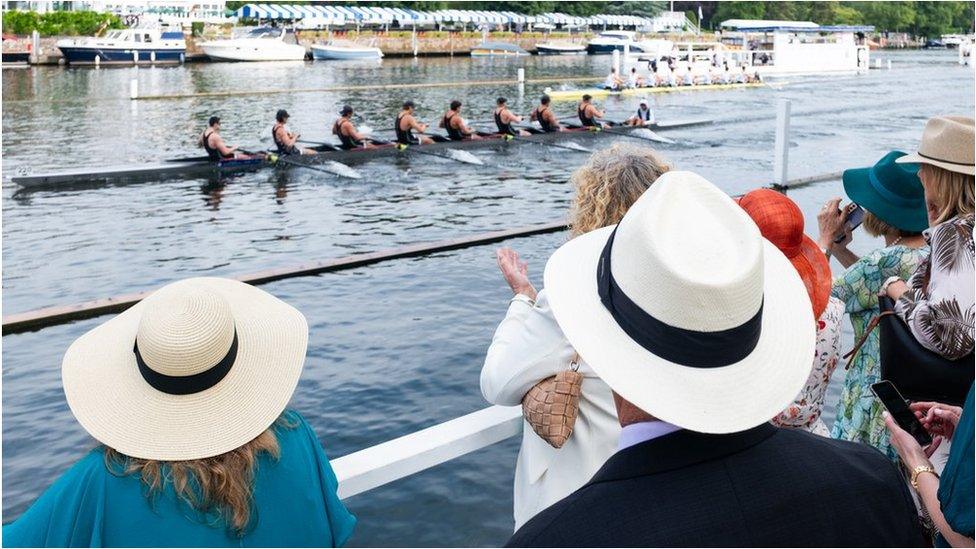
[2,50,973,546]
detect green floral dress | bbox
[830,244,929,459]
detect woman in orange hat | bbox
[738,189,842,435]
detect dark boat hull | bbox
[58,46,185,65]
[586,43,645,55]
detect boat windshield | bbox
[103,30,124,39]
[244,27,283,39]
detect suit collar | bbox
[586,423,779,485]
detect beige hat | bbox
[896,116,975,176]
[544,171,815,434]
[62,277,307,461]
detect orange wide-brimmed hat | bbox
[738,189,832,319]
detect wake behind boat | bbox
[9,119,711,190]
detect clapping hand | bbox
[496,247,537,301]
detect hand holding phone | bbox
[833,204,865,244]
[872,381,932,446]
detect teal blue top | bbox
[2,410,356,547]
[937,384,974,546]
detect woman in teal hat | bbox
[816,150,930,460]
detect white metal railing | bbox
[331,405,522,499]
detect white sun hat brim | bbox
[544,226,815,434]
[62,277,308,461]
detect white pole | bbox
[874,58,881,69]
[517,67,525,83]
[95,55,101,67]
[30,30,40,64]
[130,78,139,100]
[612,49,620,75]
[133,50,138,63]
[412,28,418,57]
[887,59,891,70]
[623,43,630,73]
[774,98,791,186]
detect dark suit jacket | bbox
[506,424,927,547]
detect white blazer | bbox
[481,289,620,531]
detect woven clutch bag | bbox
[521,356,583,449]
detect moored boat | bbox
[535,42,586,55]
[470,42,529,57]
[199,27,306,62]
[56,26,185,65]
[9,120,711,189]
[311,40,383,60]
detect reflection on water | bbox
[2,50,973,546]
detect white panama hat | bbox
[544,171,815,434]
[61,277,308,461]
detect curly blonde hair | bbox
[569,143,671,236]
[103,414,296,536]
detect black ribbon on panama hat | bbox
[596,228,763,368]
[133,330,238,395]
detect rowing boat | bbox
[9,119,712,189]
[545,82,767,101]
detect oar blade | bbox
[631,128,676,144]
[445,149,484,165]
[560,141,592,152]
[323,161,362,179]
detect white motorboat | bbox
[198,27,306,62]
[311,40,383,60]
[57,26,185,65]
[535,42,586,55]
[586,30,673,60]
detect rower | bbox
[577,94,606,128]
[625,99,655,127]
[627,67,644,89]
[440,100,480,141]
[395,100,433,146]
[494,97,529,137]
[272,109,313,156]
[199,116,238,160]
[530,94,561,133]
[603,67,624,91]
[332,105,373,150]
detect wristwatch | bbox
[910,465,938,490]
[880,276,902,297]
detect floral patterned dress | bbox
[773,296,844,436]
[830,244,929,459]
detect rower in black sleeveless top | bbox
[530,94,562,133]
[332,105,373,150]
[440,100,480,141]
[199,116,238,161]
[494,97,529,137]
[272,109,313,156]
[577,95,606,128]
[395,101,433,146]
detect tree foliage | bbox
[2,10,124,36]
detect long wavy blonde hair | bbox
[103,414,294,536]
[920,164,975,226]
[569,143,672,236]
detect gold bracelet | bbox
[910,465,938,490]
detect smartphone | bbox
[834,204,866,244]
[871,381,932,446]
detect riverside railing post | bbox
[774,99,791,187]
[30,30,40,64]
[130,79,139,100]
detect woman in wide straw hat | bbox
[882,116,975,548]
[482,143,671,530]
[3,278,356,547]
[738,188,841,436]
[817,150,930,460]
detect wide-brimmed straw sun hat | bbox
[544,171,815,434]
[62,277,308,461]
[844,151,928,233]
[738,189,832,319]
[896,116,975,176]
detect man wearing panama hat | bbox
[507,172,926,547]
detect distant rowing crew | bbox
[603,59,764,91]
[198,94,657,161]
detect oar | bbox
[599,123,676,144]
[252,148,362,180]
[508,126,592,152]
[403,131,484,165]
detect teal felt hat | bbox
[843,151,928,233]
